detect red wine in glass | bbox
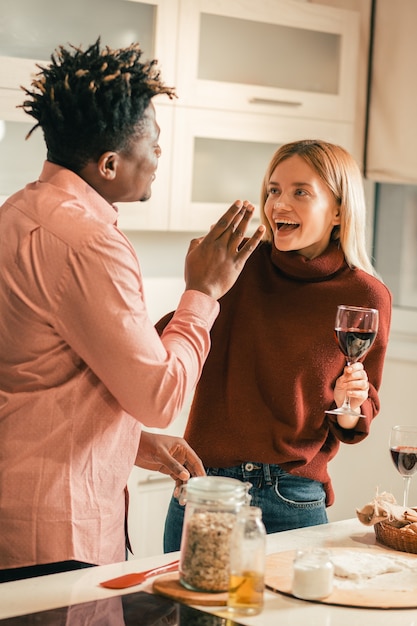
[335,329,377,363]
[325,305,379,418]
[390,448,417,475]
[389,425,417,507]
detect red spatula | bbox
[99,559,179,589]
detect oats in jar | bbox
[180,510,236,592]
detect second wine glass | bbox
[325,305,379,418]
[389,425,417,507]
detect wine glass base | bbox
[325,409,366,418]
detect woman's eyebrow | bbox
[269,179,314,188]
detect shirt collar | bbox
[39,161,119,226]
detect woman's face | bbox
[264,154,341,259]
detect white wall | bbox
[328,358,417,521]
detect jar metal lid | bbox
[180,476,250,505]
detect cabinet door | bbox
[0,1,178,229]
[126,410,187,559]
[0,0,178,81]
[169,106,354,232]
[176,0,359,123]
[0,58,47,200]
[116,102,174,231]
[127,467,174,559]
[0,89,174,231]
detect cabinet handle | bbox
[249,97,302,107]
[138,475,173,485]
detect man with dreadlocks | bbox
[0,39,264,580]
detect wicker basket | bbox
[374,521,417,554]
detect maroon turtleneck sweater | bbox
[157,241,392,506]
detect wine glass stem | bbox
[403,476,411,507]
[341,359,353,411]
[341,396,352,411]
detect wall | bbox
[328,359,417,521]
[130,1,417,523]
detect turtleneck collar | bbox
[270,239,348,282]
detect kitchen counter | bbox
[1,518,416,625]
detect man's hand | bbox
[135,431,206,494]
[184,200,265,301]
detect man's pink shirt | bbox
[0,162,219,568]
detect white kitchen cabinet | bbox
[127,405,188,559]
[0,95,175,231]
[0,0,178,76]
[169,106,355,232]
[175,0,359,123]
[0,0,361,233]
[127,467,174,559]
[0,1,178,97]
[0,0,178,228]
[116,101,175,231]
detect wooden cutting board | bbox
[152,572,228,606]
[265,548,417,609]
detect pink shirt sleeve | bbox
[52,228,219,427]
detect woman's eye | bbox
[268,187,279,195]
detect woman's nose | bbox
[274,201,288,209]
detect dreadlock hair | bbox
[20,38,176,173]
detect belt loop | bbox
[263,464,273,486]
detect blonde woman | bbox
[160,139,392,552]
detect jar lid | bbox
[183,476,250,504]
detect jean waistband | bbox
[208,463,285,485]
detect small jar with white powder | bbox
[292,548,334,600]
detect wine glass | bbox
[325,305,379,418]
[389,425,417,507]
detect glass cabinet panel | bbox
[198,13,340,95]
[192,137,276,204]
[170,106,354,231]
[0,0,156,61]
[0,0,177,230]
[0,121,46,200]
[374,183,417,310]
[176,0,359,122]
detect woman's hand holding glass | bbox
[333,362,370,427]
[326,305,378,422]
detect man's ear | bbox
[97,152,118,180]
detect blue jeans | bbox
[163,464,328,553]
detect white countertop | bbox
[1,518,417,625]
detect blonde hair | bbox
[259,139,377,276]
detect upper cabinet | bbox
[175,0,359,123]
[169,105,356,231]
[0,0,361,231]
[365,0,417,184]
[0,0,178,229]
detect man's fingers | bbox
[183,456,206,478]
[236,225,266,259]
[204,201,247,241]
